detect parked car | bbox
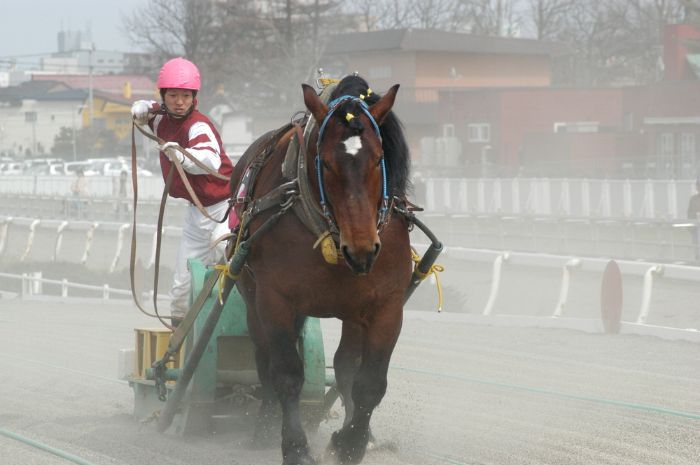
[65,161,99,176]
[0,162,23,175]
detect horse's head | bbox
[302,81,400,275]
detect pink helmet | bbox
[157,57,201,91]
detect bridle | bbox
[315,94,390,232]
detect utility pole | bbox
[88,46,94,125]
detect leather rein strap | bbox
[129,121,229,329]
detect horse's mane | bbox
[329,75,411,198]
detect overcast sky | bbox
[1,0,145,60]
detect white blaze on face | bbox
[343,136,362,156]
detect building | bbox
[32,74,157,141]
[321,28,566,154]
[0,80,85,157]
[431,24,700,179]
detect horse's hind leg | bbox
[329,309,401,464]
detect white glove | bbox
[131,100,155,125]
[159,141,185,163]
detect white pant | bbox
[170,199,230,318]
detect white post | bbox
[641,180,655,219]
[667,181,678,220]
[637,265,664,324]
[109,223,130,273]
[599,181,611,217]
[20,219,40,262]
[0,216,12,255]
[483,252,510,316]
[103,284,110,300]
[443,179,452,211]
[558,179,571,215]
[623,179,632,218]
[148,228,161,269]
[492,178,502,213]
[552,258,582,317]
[21,273,28,297]
[511,178,520,215]
[61,278,68,298]
[81,222,99,265]
[53,221,69,262]
[581,180,590,217]
[30,271,42,295]
[458,179,468,212]
[426,178,435,211]
[477,179,485,213]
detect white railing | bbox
[0,270,168,301]
[0,175,167,200]
[2,176,698,221]
[422,178,698,221]
[412,244,700,343]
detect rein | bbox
[129,120,229,329]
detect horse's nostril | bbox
[373,242,381,256]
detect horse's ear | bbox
[302,84,328,125]
[369,84,399,125]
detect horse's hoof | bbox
[282,447,318,465]
[328,428,369,464]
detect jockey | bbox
[131,57,233,327]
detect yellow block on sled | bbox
[134,328,183,379]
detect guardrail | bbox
[0,270,168,301]
[421,178,697,220]
[0,215,183,271]
[2,176,698,221]
[412,244,700,343]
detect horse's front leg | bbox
[329,308,402,464]
[262,303,316,465]
[333,322,364,426]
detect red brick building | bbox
[433,25,700,179]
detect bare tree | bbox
[122,0,218,63]
[123,0,345,113]
[526,0,575,40]
[461,0,521,36]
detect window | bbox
[468,123,490,143]
[553,122,599,133]
[442,124,455,138]
[657,133,674,156]
[680,133,695,157]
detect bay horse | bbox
[230,75,412,465]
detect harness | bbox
[314,94,390,232]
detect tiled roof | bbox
[31,74,156,95]
[0,80,86,103]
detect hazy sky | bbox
[2,0,145,59]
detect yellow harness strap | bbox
[411,247,445,312]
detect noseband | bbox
[315,94,390,231]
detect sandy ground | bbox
[1,296,698,465]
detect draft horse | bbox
[230,75,412,465]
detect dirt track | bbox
[1,296,698,465]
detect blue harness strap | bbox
[314,94,389,224]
